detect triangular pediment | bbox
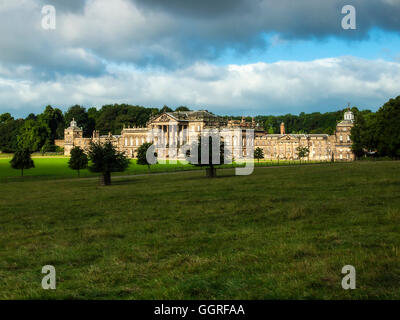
[152,113,179,123]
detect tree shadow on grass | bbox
[105,168,239,186]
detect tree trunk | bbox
[78,169,80,177]
[100,172,111,186]
[206,166,217,178]
[21,168,23,177]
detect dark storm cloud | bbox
[135,0,400,38]
[134,0,249,17]
[2,0,400,74]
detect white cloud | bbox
[1,57,399,116]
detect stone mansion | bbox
[58,109,355,162]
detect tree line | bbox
[1,97,399,159]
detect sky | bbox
[1,0,400,118]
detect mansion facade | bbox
[57,109,355,162]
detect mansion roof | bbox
[165,110,219,122]
[148,110,227,127]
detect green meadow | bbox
[0,156,321,181]
[0,157,201,180]
[0,160,399,299]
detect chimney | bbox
[280,122,285,135]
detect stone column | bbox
[166,125,169,146]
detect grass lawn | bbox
[0,161,399,299]
[0,157,202,181]
[0,156,321,181]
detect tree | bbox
[39,105,65,141]
[136,142,156,169]
[0,113,13,124]
[268,126,275,134]
[10,149,35,176]
[351,112,370,159]
[296,146,310,163]
[17,120,50,152]
[254,147,264,163]
[25,113,37,121]
[95,104,153,134]
[68,146,88,177]
[160,105,173,113]
[40,139,54,155]
[0,115,24,153]
[87,141,130,185]
[374,96,400,159]
[175,106,190,112]
[187,134,229,178]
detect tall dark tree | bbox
[374,96,400,159]
[136,142,156,169]
[39,105,65,141]
[351,112,372,159]
[68,146,88,177]
[39,106,65,143]
[87,107,99,132]
[87,107,99,121]
[10,149,35,176]
[87,141,130,185]
[187,135,229,178]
